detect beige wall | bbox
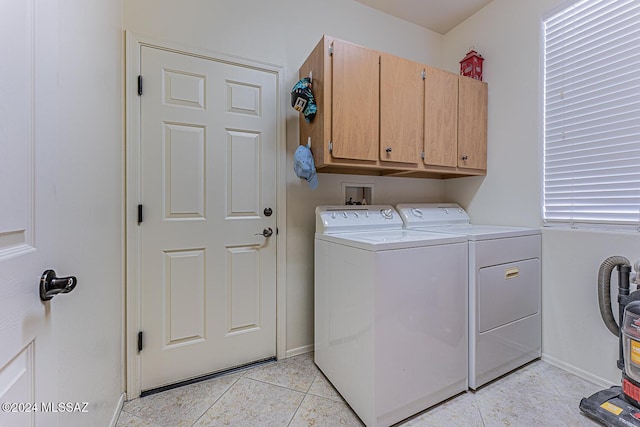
[442,0,544,226]
[443,0,640,385]
[124,0,447,356]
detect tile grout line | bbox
[116,410,148,426]
[286,373,319,426]
[473,393,487,427]
[285,392,306,427]
[189,374,244,427]
[241,376,311,395]
[185,358,300,426]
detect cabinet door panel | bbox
[458,77,487,170]
[331,40,379,161]
[380,54,423,164]
[424,67,458,167]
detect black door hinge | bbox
[137,75,143,96]
[137,204,143,224]
[137,331,143,352]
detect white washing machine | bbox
[314,205,468,427]
[396,203,541,390]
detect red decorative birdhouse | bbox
[459,48,484,81]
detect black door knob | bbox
[40,270,77,301]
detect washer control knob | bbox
[411,208,423,218]
[380,209,393,219]
[342,212,348,218]
[330,212,337,219]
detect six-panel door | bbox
[139,46,277,390]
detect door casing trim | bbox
[124,31,287,398]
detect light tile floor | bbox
[116,352,604,427]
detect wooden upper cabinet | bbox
[331,39,379,161]
[297,35,487,177]
[380,54,424,164]
[424,66,458,167]
[458,76,488,170]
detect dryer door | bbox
[477,258,540,333]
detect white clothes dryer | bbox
[314,205,468,427]
[397,203,541,390]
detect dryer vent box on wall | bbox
[342,183,373,205]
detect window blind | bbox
[543,0,640,227]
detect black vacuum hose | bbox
[598,255,631,336]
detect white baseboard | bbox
[285,344,314,358]
[109,392,126,427]
[541,353,616,389]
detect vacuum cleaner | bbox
[580,256,640,426]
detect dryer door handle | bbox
[505,268,519,280]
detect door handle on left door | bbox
[40,269,78,301]
[255,228,273,238]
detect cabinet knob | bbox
[461,155,469,161]
[385,147,392,153]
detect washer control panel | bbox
[316,205,403,234]
[397,203,470,227]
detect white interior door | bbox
[1,1,59,426]
[138,46,278,391]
